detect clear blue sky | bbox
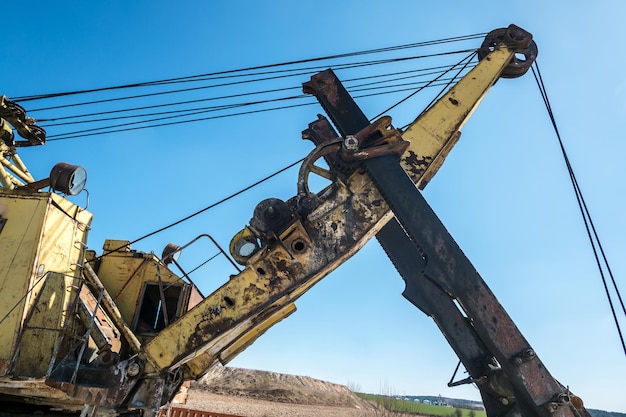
[3,0,625,412]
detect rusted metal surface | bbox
[302,44,586,417]
[83,263,142,353]
[302,70,369,137]
[301,114,342,170]
[0,24,588,417]
[337,116,409,163]
[302,67,515,412]
[365,154,570,417]
[142,168,394,376]
[296,138,342,210]
[159,406,244,417]
[376,221,515,414]
[478,24,538,78]
[78,285,122,359]
[250,198,294,236]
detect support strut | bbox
[302,30,587,416]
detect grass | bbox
[356,393,487,417]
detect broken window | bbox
[133,283,184,333]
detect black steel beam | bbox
[302,69,581,417]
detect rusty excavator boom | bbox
[0,25,590,417]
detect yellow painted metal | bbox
[143,173,393,373]
[77,286,120,353]
[141,42,520,377]
[182,301,297,379]
[0,117,36,190]
[0,193,46,374]
[142,245,302,372]
[6,152,33,183]
[0,142,20,189]
[400,44,516,188]
[0,118,12,142]
[0,151,34,184]
[0,36,526,413]
[95,240,184,329]
[218,302,297,366]
[13,272,77,377]
[82,262,142,353]
[0,191,92,377]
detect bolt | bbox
[547,402,559,413]
[513,348,536,365]
[343,135,359,152]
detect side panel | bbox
[0,192,92,378]
[0,193,47,375]
[15,195,91,377]
[13,272,75,377]
[96,247,184,328]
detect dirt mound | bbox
[193,366,373,409]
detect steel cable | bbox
[13,33,485,103]
[91,67,471,255]
[35,35,481,256]
[9,42,480,141]
[30,49,477,114]
[371,50,477,121]
[96,158,305,260]
[45,77,471,142]
[532,63,626,357]
[39,63,475,125]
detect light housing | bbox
[49,162,87,196]
[162,243,182,265]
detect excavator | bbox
[0,25,591,417]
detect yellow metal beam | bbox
[400,44,516,189]
[141,41,523,377]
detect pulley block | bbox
[478,24,538,78]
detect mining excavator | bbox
[0,25,591,417]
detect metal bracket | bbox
[512,348,536,365]
[301,52,587,417]
[447,360,487,387]
[0,96,46,146]
[478,24,538,78]
[339,116,409,163]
